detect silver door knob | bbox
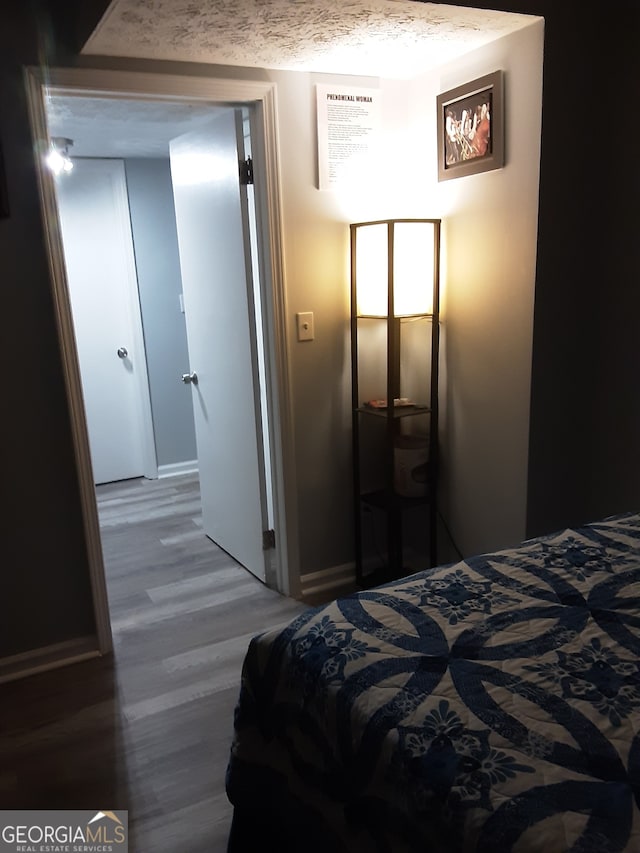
[182,372,198,384]
[117,347,128,359]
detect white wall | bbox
[270,18,543,570]
[269,69,419,574]
[406,21,544,557]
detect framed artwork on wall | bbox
[436,70,504,181]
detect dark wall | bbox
[526,2,640,533]
[430,0,640,534]
[0,0,107,657]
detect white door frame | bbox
[25,66,301,656]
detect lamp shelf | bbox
[350,218,441,586]
[357,405,431,419]
[357,312,434,320]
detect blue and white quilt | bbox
[226,514,640,852]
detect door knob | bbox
[182,372,198,385]
[117,347,128,359]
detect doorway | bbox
[26,66,301,656]
[53,107,276,579]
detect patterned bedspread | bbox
[226,514,640,852]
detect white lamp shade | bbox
[355,221,435,316]
[355,223,388,316]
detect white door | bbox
[170,110,269,581]
[55,158,154,485]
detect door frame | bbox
[25,66,301,655]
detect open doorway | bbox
[25,67,300,658]
[50,97,278,563]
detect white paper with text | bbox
[316,84,381,190]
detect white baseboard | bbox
[300,562,356,598]
[0,636,102,684]
[157,460,199,479]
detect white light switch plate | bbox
[297,311,314,341]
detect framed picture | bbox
[436,70,504,181]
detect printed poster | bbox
[316,84,380,190]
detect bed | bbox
[225,513,640,852]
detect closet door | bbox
[56,158,153,484]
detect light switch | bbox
[297,311,314,341]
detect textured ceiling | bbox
[83,0,536,79]
[45,96,227,158]
[51,1,537,158]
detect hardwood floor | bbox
[0,473,309,852]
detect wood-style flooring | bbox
[0,473,311,852]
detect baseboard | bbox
[0,636,102,684]
[157,460,199,478]
[300,554,432,600]
[300,562,356,598]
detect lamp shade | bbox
[354,220,436,317]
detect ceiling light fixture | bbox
[47,137,74,175]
